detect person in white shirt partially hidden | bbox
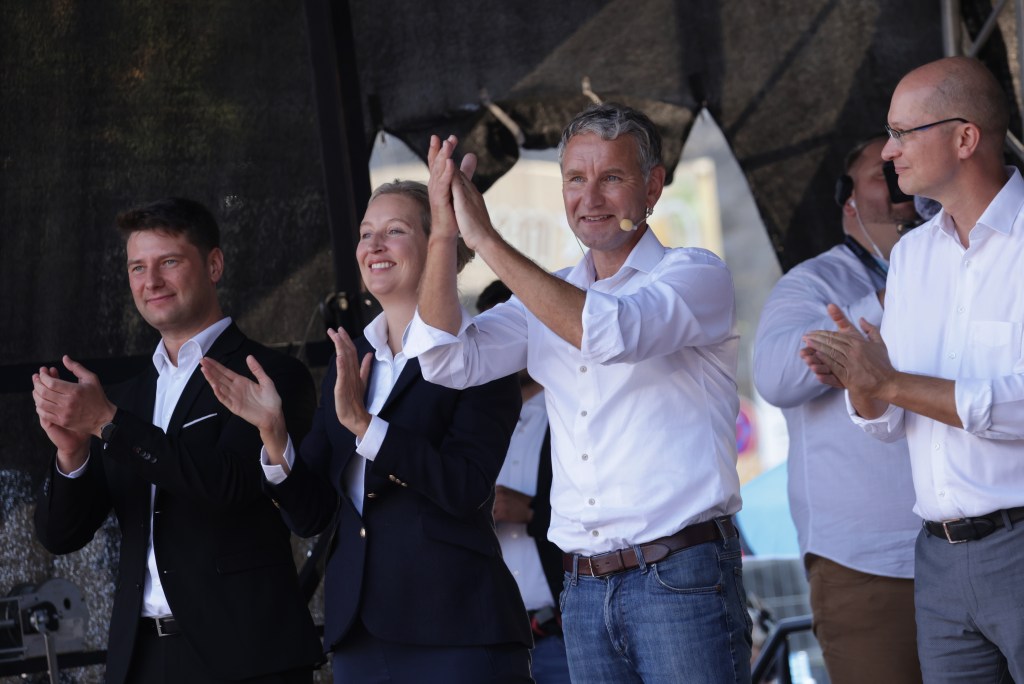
[754,138,922,684]
[405,103,751,684]
[804,56,1024,683]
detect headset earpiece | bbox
[834,174,854,207]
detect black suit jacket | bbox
[35,324,323,684]
[267,338,532,652]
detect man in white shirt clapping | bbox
[754,138,922,684]
[805,57,1024,682]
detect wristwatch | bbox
[99,421,117,443]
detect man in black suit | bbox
[32,197,322,684]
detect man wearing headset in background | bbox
[753,138,922,684]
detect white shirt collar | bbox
[568,227,666,287]
[152,317,233,374]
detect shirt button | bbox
[591,530,599,537]
[934,443,941,451]
[580,410,588,417]
[964,260,971,267]
[588,498,596,505]
[581,453,589,461]
[579,365,587,373]
[948,352,957,359]
[939,490,946,497]
[957,306,966,313]
[511,532,519,539]
[513,569,521,576]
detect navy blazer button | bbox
[366,492,377,498]
[359,528,366,538]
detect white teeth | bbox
[370,262,394,270]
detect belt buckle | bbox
[155,617,172,637]
[942,519,969,544]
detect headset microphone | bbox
[619,217,645,232]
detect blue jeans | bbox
[560,534,752,683]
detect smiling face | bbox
[561,132,665,267]
[126,229,224,340]
[356,193,429,305]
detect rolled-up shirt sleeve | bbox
[406,300,529,389]
[956,375,1024,439]
[580,250,735,365]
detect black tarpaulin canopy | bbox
[345,0,1014,271]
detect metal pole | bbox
[941,0,963,56]
[967,0,1010,56]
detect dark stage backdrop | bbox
[1,2,333,679]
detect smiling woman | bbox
[199,180,532,683]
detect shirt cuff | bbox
[580,289,624,361]
[57,456,90,479]
[404,308,472,357]
[355,415,388,461]
[954,377,992,434]
[261,436,295,485]
[845,391,902,431]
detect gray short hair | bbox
[557,103,663,180]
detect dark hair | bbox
[369,179,475,273]
[115,197,220,256]
[557,103,663,180]
[475,279,513,312]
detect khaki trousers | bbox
[806,553,922,684]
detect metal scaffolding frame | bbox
[943,0,1024,160]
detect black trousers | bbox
[124,622,313,684]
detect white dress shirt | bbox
[850,168,1024,521]
[753,243,918,578]
[263,313,405,516]
[495,390,554,610]
[406,228,742,555]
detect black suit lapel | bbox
[377,357,420,416]
[167,323,244,433]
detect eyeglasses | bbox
[884,117,969,144]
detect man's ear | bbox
[207,247,224,284]
[956,122,982,160]
[646,165,667,207]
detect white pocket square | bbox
[182,413,218,429]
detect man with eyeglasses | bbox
[753,137,922,684]
[804,56,1024,682]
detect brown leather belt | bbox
[563,517,737,578]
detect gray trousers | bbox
[915,517,1024,683]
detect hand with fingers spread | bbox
[326,327,373,439]
[200,354,291,462]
